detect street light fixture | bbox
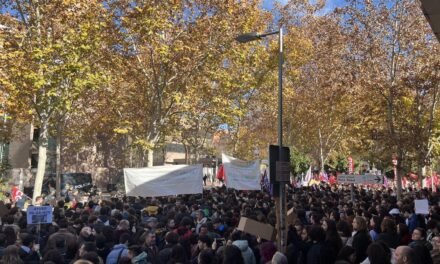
[235,28,285,251]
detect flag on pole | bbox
[383,175,389,188]
[260,169,271,195]
[11,185,23,202]
[301,166,312,186]
[319,171,329,183]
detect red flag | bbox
[216,164,225,180]
[11,186,23,202]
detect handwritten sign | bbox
[27,206,52,224]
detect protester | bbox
[394,246,416,264]
[352,217,372,263]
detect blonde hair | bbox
[354,216,368,232]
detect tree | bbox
[0,0,109,200]
[104,0,274,165]
[340,0,439,197]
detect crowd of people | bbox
[0,183,439,264]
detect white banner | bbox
[124,165,203,197]
[222,153,261,191]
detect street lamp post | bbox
[236,28,285,251]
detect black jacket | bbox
[352,230,371,264]
[18,247,40,264]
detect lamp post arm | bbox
[257,30,280,38]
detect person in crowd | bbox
[394,246,416,264]
[337,220,353,246]
[352,216,372,263]
[129,245,149,264]
[322,219,343,263]
[335,246,356,264]
[409,227,433,251]
[46,217,77,251]
[1,245,24,264]
[198,248,217,264]
[430,235,440,263]
[397,223,412,246]
[143,230,159,263]
[271,251,287,264]
[196,210,208,235]
[377,218,400,249]
[402,206,419,233]
[365,242,391,264]
[307,225,326,264]
[158,231,180,264]
[231,231,256,264]
[106,233,130,264]
[18,233,40,264]
[41,248,65,264]
[369,216,381,242]
[222,245,244,264]
[412,244,433,264]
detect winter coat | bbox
[106,244,129,264]
[132,252,149,264]
[352,231,371,264]
[377,232,400,249]
[233,240,256,264]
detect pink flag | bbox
[383,175,389,188]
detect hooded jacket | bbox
[232,240,256,264]
[132,252,149,264]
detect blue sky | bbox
[262,0,346,13]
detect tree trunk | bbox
[55,123,62,199]
[33,117,48,202]
[184,143,189,164]
[395,156,403,200]
[147,149,154,167]
[318,129,325,172]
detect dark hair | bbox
[309,225,326,243]
[371,215,382,233]
[81,242,97,254]
[199,249,216,264]
[381,218,396,234]
[336,246,355,262]
[398,223,409,235]
[165,232,179,244]
[170,244,188,263]
[223,245,244,264]
[43,249,65,264]
[337,220,352,237]
[128,245,143,256]
[324,220,343,252]
[4,227,17,246]
[20,233,34,247]
[57,217,68,228]
[412,244,433,264]
[413,227,427,240]
[367,242,391,264]
[119,233,131,244]
[82,252,101,264]
[198,235,213,247]
[402,205,414,214]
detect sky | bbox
[262,0,346,14]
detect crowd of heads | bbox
[0,183,440,264]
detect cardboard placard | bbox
[415,199,429,215]
[237,217,275,241]
[27,206,53,224]
[286,207,298,226]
